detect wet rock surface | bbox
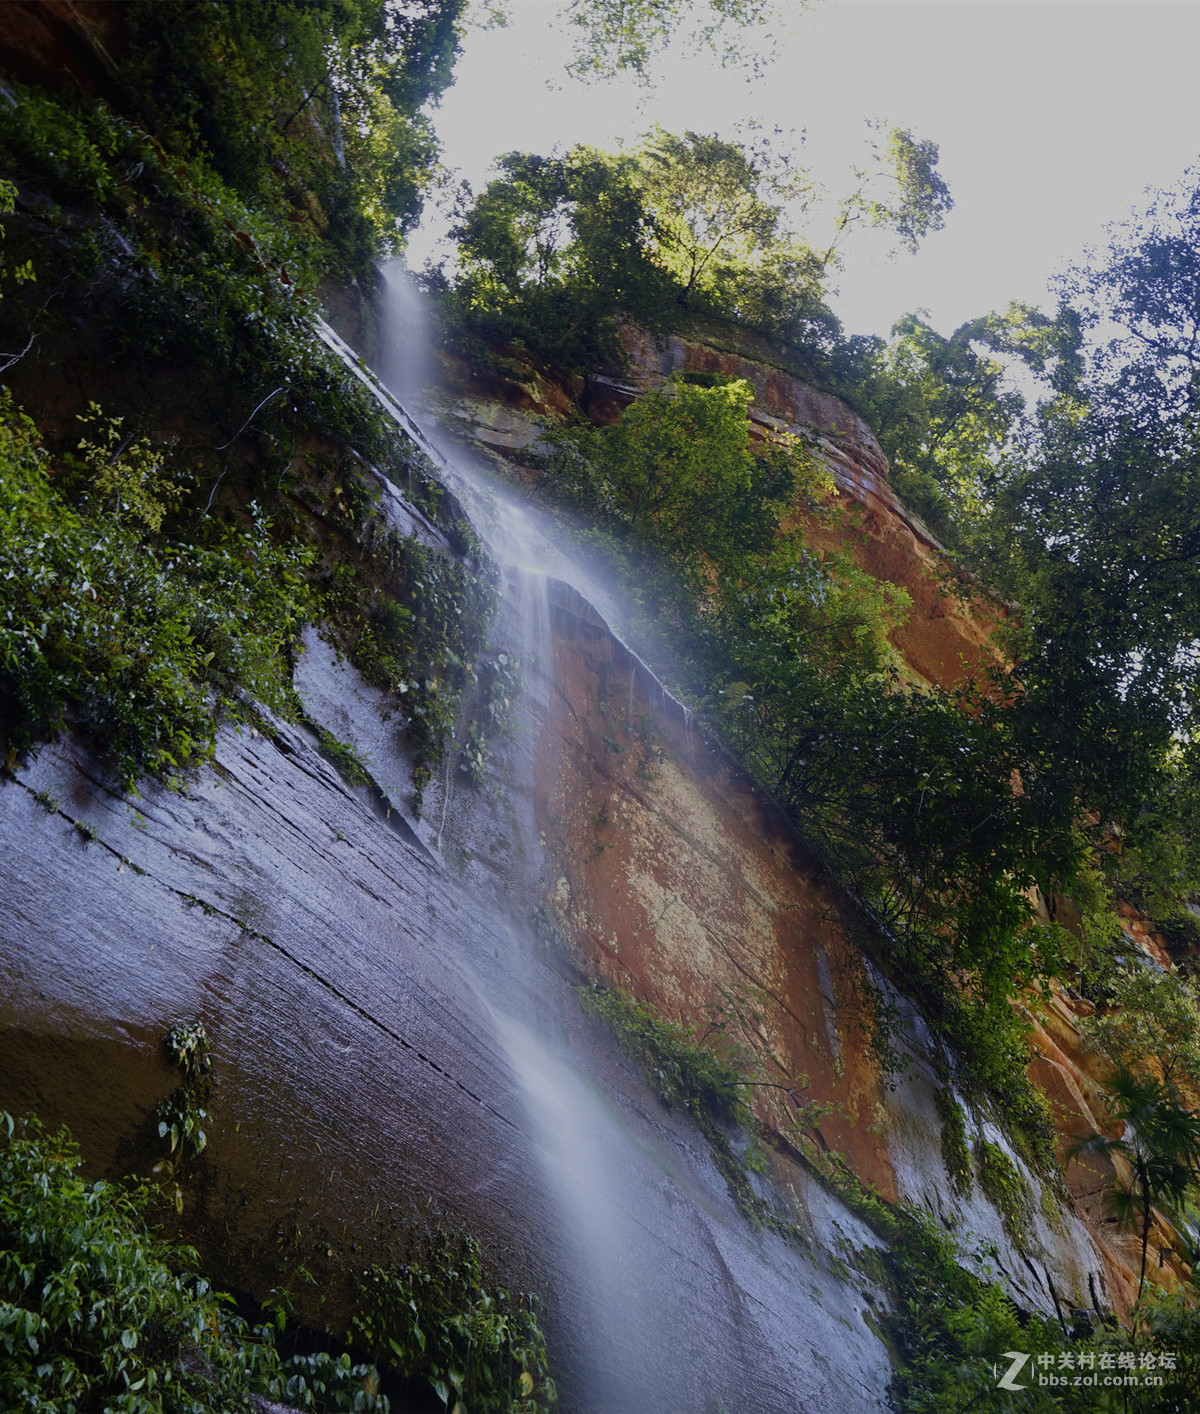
[0,682,893,1412]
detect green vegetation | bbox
[933,1088,972,1198]
[439,125,950,374]
[152,1023,214,1215]
[929,176,1200,885]
[543,373,823,590]
[0,391,312,788]
[816,1155,1200,1413]
[313,727,374,790]
[974,1138,1032,1242]
[581,981,751,1131]
[119,0,467,278]
[849,304,1080,549]
[581,982,1157,1407]
[710,648,1062,1162]
[353,1236,556,1413]
[555,0,785,79]
[580,982,778,1223]
[0,1113,557,1413]
[1081,963,1200,1101]
[0,82,496,797]
[0,1114,384,1412]
[459,649,523,787]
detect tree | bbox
[830,125,953,260]
[1083,964,1200,1103]
[1068,1066,1200,1299]
[916,173,1200,850]
[862,312,1024,541]
[1062,170,1200,407]
[851,303,1080,547]
[448,146,675,367]
[981,378,1200,838]
[637,129,805,300]
[543,374,812,586]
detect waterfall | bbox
[312,275,895,1414]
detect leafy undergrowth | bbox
[353,1238,556,1414]
[0,393,312,788]
[0,1114,556,1414]
[0,1114,382,1412]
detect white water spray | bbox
[312,275,896,1414]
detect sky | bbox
[409,0,1200,342]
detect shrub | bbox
[0,392,313,787]
[0,1113,384,1411]
[353,1236,556,1414]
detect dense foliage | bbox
[0,392,312,787]
[0,1115,385,1412]
[908,174,1200,920]
[850,304,1079,546]
[438,125,951,373]
[353,1238,556,1414]
[0,84,494,796]
[543,373,819,588]
[118,0,467,276]
[0,1115,556,1413]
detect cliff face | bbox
[422,321,1167,1319]
[1,584,900,1414]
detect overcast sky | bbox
[409,0,1200,340]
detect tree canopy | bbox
[553,0,791,80]
[440,125,951,371]
[119,0,468,269]
[852,169,1200,925]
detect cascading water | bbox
[314,276,896,1414]
[330,273,682,1400]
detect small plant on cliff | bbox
[352,1234,556,1413]
[459,650,523,787]
[580,982,814,1228]
[974,1137,1032,1241]
[313,725,375,789]
[153,1021,214,1213]
[933,1087,973,1198]
[580,981,751,1130]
